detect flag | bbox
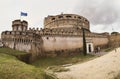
[21,12,27,16]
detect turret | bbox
[12,19,28,31]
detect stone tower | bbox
[44,14,90,30]
[12,20,28,31]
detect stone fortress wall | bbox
[2,31,33,52]
[44,14,89,30]
[43,14,109,52]
[1,14,119,58]
[42,36,109,52]
[109,32,120,47]
[1,27,109,52]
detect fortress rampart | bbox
[1,27,109,55]
[109,32,120,47]
[1,13,119,59]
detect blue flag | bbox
[21,12,27,16]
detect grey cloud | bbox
[75,0,120,25]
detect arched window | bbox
[78,17,81,19]
[52,18,55,20]
[74,16,76,18]
[58,16,63,18]
[66,15,72,18]
[85,19,87,22]
[46,37,49,40]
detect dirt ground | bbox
[56,48,120,79]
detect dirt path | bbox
[56,48,120,79]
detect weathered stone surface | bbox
[1,14,119,60]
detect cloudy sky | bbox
[0,0,120,35]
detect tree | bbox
[82,28,87,56]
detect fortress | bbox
[1,14,120,59]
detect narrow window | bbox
[66,16,72,18]
[46,37,49,40]
[85,19,87,22]
[78,17,81,19]
[58,16,63,18]
[52,18,55,20]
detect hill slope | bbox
[0,53,55,79]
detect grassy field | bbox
[0,48,55,79]
[0,48,26,56]
[101,47,117,52]
[0,47,97,78]
[32,54,96,69]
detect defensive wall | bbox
[1,28,109,57]
[1,14,119,59]
[109,32,120,48]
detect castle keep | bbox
[1,14,120,58]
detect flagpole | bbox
[20,12,22,21]
[111,25,114,32]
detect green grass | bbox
[0,48,26,56]
[32,54,96,69]
[47,66,70,72]
[102,47,116,52]
[0,51,55,79]
[0,47,96,78]
[0,48,96,69]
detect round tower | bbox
[44,14,90,31]
[12,20,28,31]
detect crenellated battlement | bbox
[12,20,28,26]
[1,27,108,39]
[1,31,34,37]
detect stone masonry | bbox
[1,14,120,59]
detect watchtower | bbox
[12,19,28,31]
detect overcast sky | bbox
[0,0,120,35]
